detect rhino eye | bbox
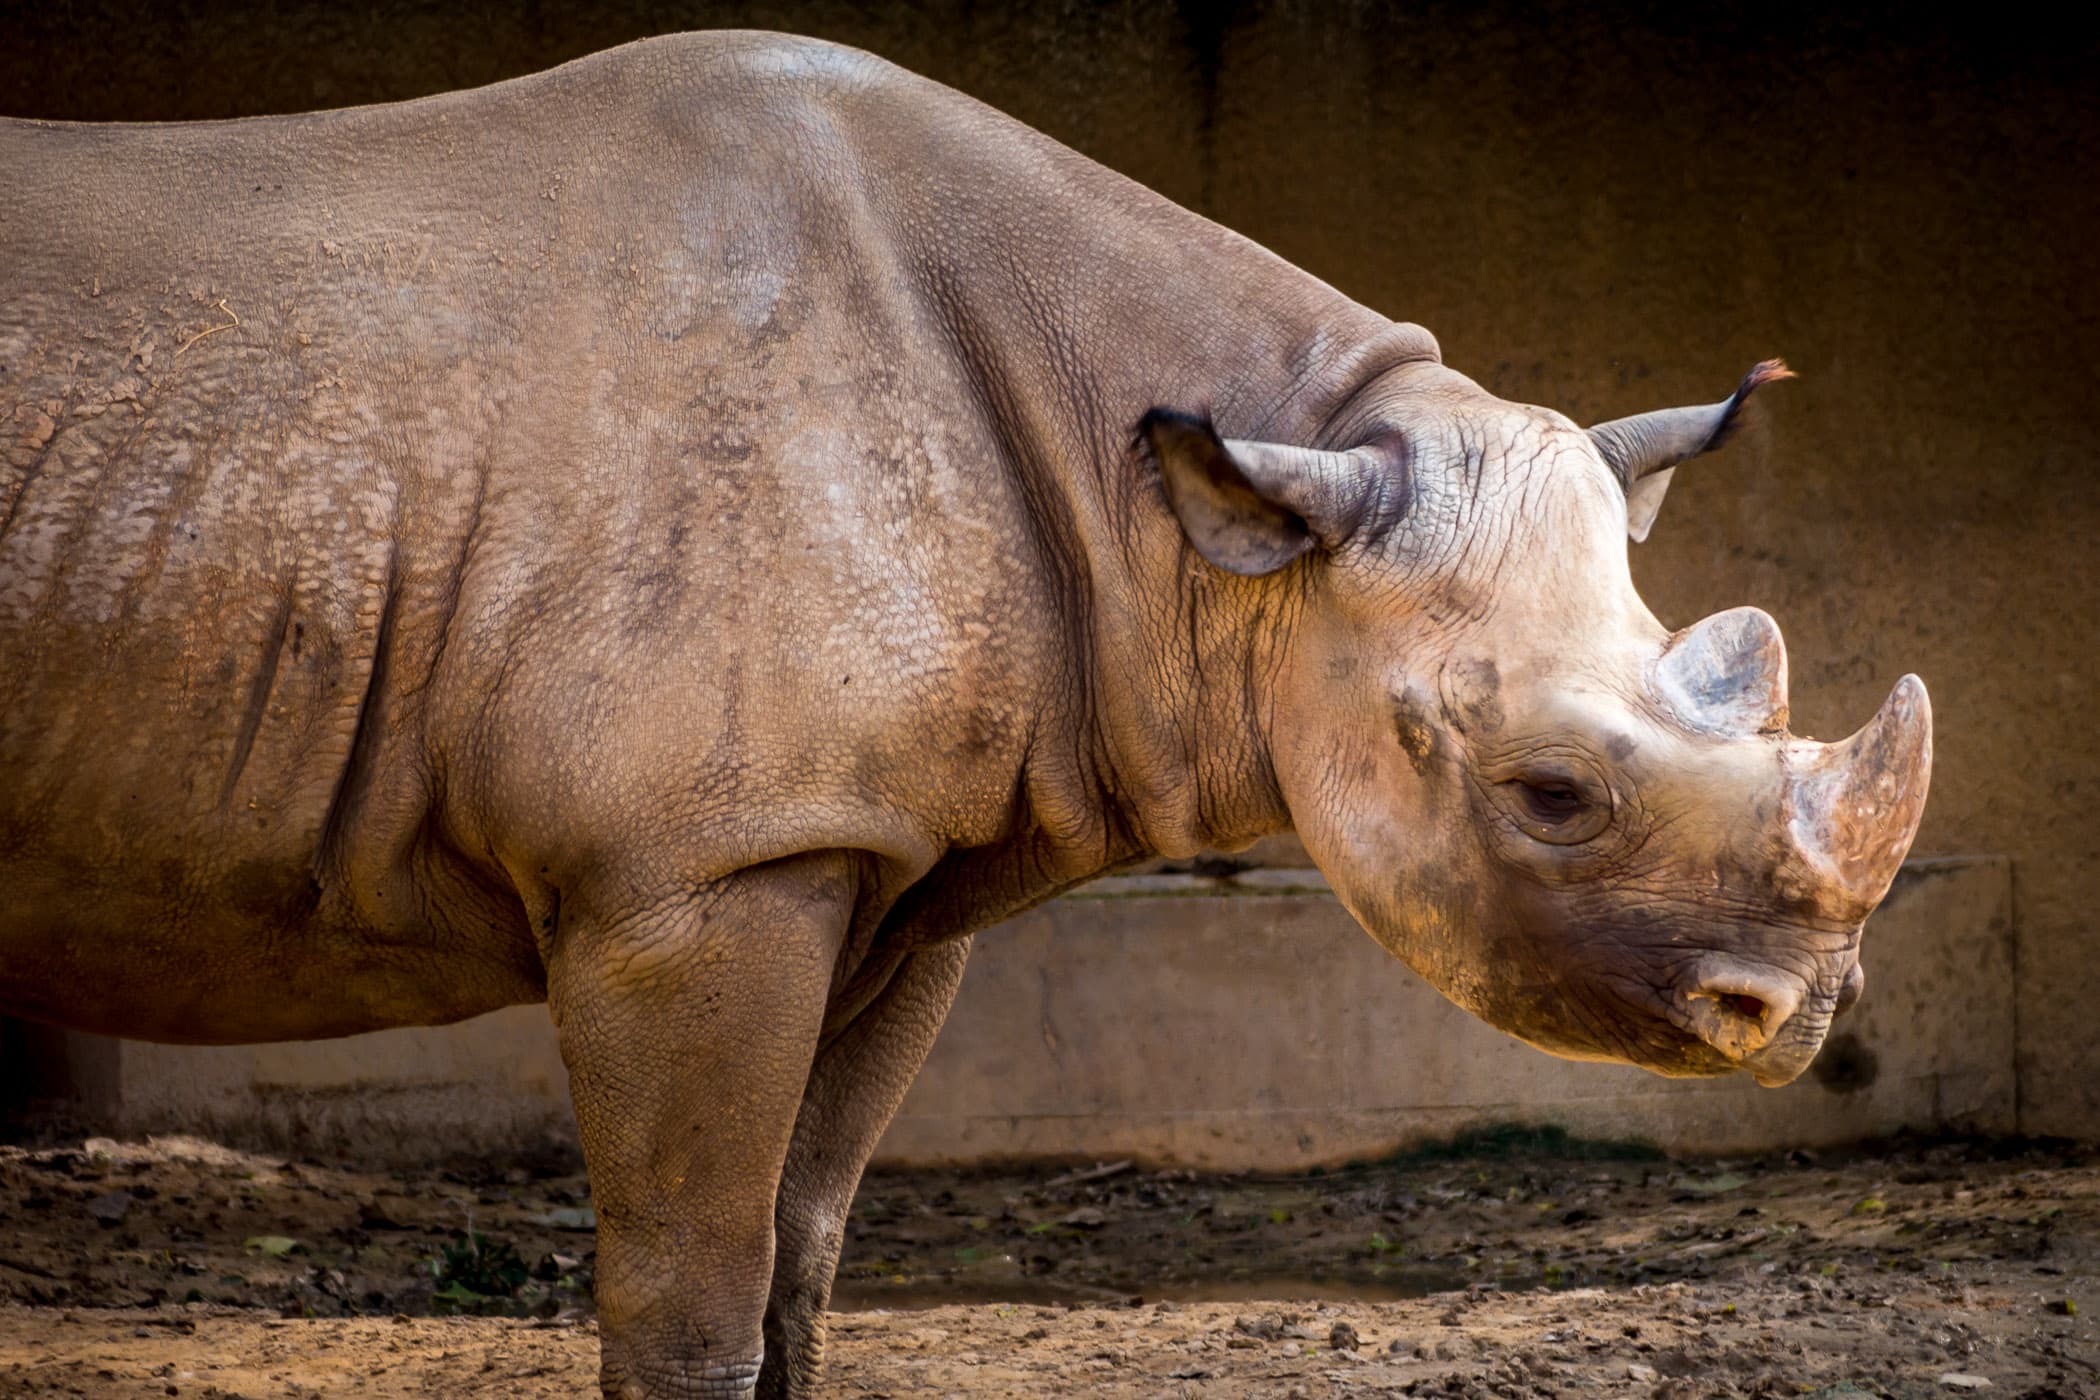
[1521,781,1584,820]
[1502,771,1612,845]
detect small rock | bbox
[1329,1321,1361,1351]
[1059,1206,1107,1228]
[1385,1337,1412,1355]
[87,1191,133,1226]
[1279,1341,1302,1358]
[1937,1377,1992,1392]
[1629,1362,1659,1382]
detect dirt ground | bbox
[0,1132,2092,1397]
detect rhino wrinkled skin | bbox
[0,33,1931,1398]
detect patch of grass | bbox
[1023,1222,1084,1240]
[430,1233,530,1315]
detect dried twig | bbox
[1043,1159,1135,1190]
[177,298,240,356]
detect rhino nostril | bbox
[1834,960,1866,1016]
[1716,992,1768,1022]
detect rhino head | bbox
[1143,359,1931,1086]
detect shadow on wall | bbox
[0,1021,118,1131]
[1,0,2094,1134]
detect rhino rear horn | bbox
[1140,410,1387,577]
[1589,360,1795,542]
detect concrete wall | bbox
[36,857,2012,1167]
[3,2,2093,1138]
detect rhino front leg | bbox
[759,940,972,1399]
[546,855,850,1400]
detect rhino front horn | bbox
[1784,675,1934,919]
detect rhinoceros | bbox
[0,29,1930,1399]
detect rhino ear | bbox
[1589,359,1795,542]
[1139,409,1380,577]
[1624,467,1675,544]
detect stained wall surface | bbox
[3,2,2094,1135]
[37,859,2015,1167]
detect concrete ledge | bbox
[59,1007,578,1165]
[12,857,2011,1166]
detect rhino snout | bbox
[1667,953,1848,1085]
